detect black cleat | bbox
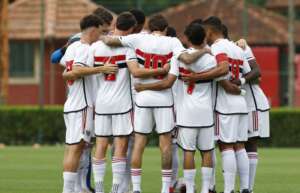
[209,188,217,193]
[133,191,141,193]
[240,189,250,193]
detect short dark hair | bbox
[184,23,206,46]
[116,12,137,31]
[190,18,203,25]
[93,7,113,25]
[80,14,103,31]
[203,16,223,33]
[166,26,177,37]
[148,14,168,32]
[129,9,145,25]
[221,24,229,39]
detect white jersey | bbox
[88,40,136,114]
[175,48,216,127]
[119,33,185,107]
[212,39,251,114]
[243,46,270,111]
[60,41,94,113]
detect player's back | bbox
[176,49,216,127]
[120,33,184,107]
[91,40,133,114]
[211,39,248,114]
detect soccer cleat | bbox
[240,189,250,193]
[209,188,217,193]
[132,191,141,193]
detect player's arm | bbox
[127,60,169,78]
[219,79,244,95]
[178,48,211,65]
[63,64,118,81]
[99,36,123,47]
[135,74,177,92]
[232,59,261,86]
[181,61,229,82]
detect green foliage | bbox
[1,107,300,147]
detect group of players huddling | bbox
[51,6,270,193]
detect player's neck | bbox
[80,33,93,44]
[151,31,165,36]
[191,43,205,50]
[113,29,128,36]
[212,34,224,44]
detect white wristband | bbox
[240,77,246,85]
[240,89,246,96]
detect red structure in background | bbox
[252,47,280,107]
[294,54,300,106]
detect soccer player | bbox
[60,15,117,193]
[181,17,251,193]
[88,12,137,193]
[51,7,114,193]
[100,14,209,193]
[235,39,270,193]
[134,23,215,193]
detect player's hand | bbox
[134,83,145,92]
[201,47,212,55]
[99,63,118,74]
[180,72,196,83]
[163,63,170,73]
[236,39,247,50]
[231,78,241,86]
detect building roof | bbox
[8,0,113,40]
[266,0,300,9]
[159,0,300,45]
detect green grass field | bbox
[0,146,299,193]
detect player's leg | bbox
[245,138,257,193]
[235,114,250,193]
[110,113,133,193]
[177,127,197,193]
[131,106,153,193]
[208,148,217,193]
[155,107,175,193]
[171,134,179,193]
[63,142,85,193]
[111,136,129,193]
[131,133,147,193]
[93,115,112,193]
[246,110,269,193]
[216,113,237,193]
[63,110,91,193]
[198,126,214,193]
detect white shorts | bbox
[134,106,175,134]
[64,107,93,145]
[94,112,133,137]
[248,111,270,138]
[177,126,215,151]
[215,113,248,143]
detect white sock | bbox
[171,143,179,187]
[93,158,106,193]
[248,152,258,191]
[183,169,196,193]
[131,168,142,192]
[75,169,83,193]
[161,169,172,193]
[221,149,237,193]
[209,149,217,191]
[63,172,77,193]
[111,157,127,193]
[118,140,133,193]
[201,167,213,193]
[236,149,250,191]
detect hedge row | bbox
[0,106,300,147]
